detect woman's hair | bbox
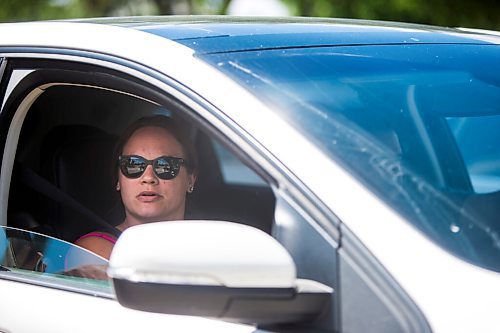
[112,115,198,181]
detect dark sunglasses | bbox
[119,155,187,180]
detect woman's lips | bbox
[137,191,162,202]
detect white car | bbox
[0,16,499,333]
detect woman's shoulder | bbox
[75,231,118,244]
[74,231,118,259]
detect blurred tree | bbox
[282,0,500,30]
[151,0,190,14]
[216,0,232,14]
[83,0,129,16]
[0,0,498,30]
[0,0,85,21]
[0,0,233,20]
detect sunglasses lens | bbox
[154,157,180,180]
[121,156,146,178]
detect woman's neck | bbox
[117,213,184,231]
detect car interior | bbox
[7,83,276,245]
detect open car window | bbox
[9,83,275,238]
[3,64,277,252]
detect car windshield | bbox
[201,43,500,272]
[0,226,112,295]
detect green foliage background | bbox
[0,0,499,30]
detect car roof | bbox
[70,16,500,54]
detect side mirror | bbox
[108,221,332,325]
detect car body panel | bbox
[0,277,254,333]
[73,16,500,52]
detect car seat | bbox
[39,125,121,242]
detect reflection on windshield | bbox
[203,44,500,272]
[0,226,108,280]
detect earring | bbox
[116,182,121,191]
[187,184,194,193]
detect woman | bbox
[75,116,197,259]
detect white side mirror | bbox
[108,221,332,324]
[108,220,296,288]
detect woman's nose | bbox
[141,165,159,184]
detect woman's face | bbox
[118,126,195,226]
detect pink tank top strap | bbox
[75,231,117,244]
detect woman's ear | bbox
[187,172,197,193]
